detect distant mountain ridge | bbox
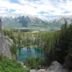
[1,15,72,31]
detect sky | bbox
[0,0,72,20]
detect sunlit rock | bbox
[47,61,68,72]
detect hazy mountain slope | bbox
[2,16,72,31]
[2,17,22,29]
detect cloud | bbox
[0,0,72,19]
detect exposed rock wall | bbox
[0,33,13,58]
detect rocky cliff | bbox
[0,33,13,58]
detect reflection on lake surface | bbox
[17,47,45,61]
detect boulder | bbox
[47,61,68,72]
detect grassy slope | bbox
[0,57,29,72]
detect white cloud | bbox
[0,0,72,19]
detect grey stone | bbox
[0,34,13,58]
[47,61,68,72]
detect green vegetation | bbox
[2,23,72,71]
[44,23,72,71]
[26,57,45,69]
[3,30,57,67]
[54,24,72,70]
[0,57,29,72]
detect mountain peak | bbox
[1,15,72,31]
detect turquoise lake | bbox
[17,47,45,61]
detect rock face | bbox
[0,34,13,58]
[47,61,68,72]
[47,61,62,72]
[30,61,69,72]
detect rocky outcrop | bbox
[47,61,62,72]
[0,33,13,58]
[47,61,68,72]
[30,61,69,72]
